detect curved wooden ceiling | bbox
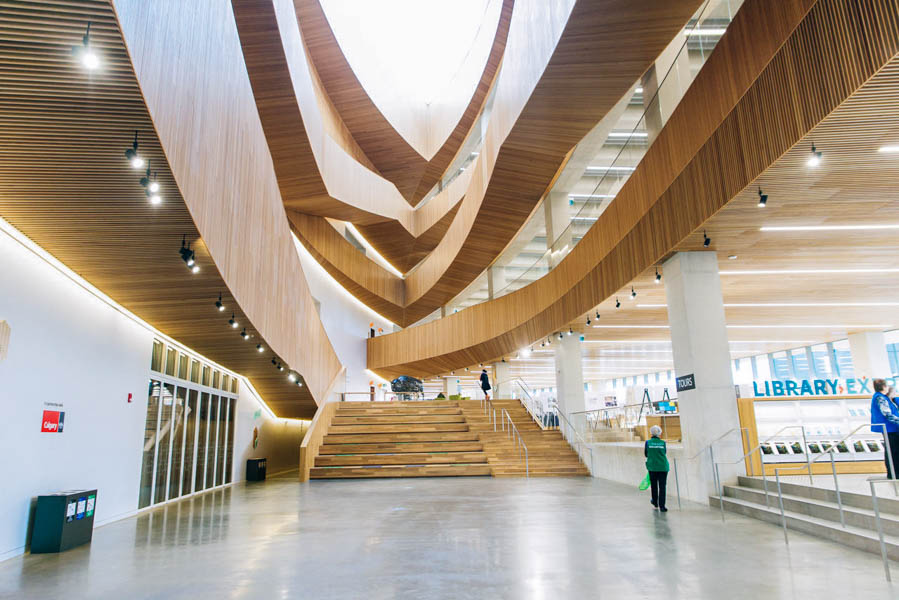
[367,0,899,379]
[0,0,342,417]
[296,0,514,205]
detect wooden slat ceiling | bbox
[295,0,514,205]
[0,0,317,417]
[366,0,899,380]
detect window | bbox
[833,339,854,377]
[790,348,810,379]
[771,351,791,380]
[811,344,832,377]
[139,340,239,510]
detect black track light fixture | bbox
[595,311,600,320]
[240,328,249,340]
[501,357,506,363]
[277,362,284,372]
[586,316,591,326]
[72,22,99,70]
[757,187,768,208]
[140,161,161,204]
[702,230,711,248]
[615,298,621,309]
[541,341,545,348]
[125,130,144,169]
[179,235,199,273]
[228,313,238,329]
[287,370,297,383]
[558,332,564,340]
[215,293,224,312]
[655,269,662,283]
[256,343,264,353]
[630,287,637,300]
[271,357,278,366]
[807,143,822,167]
[568,328,573,336]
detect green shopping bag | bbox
[638,472,650,490]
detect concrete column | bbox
[494,361,511,398]
[554,333,585,422]
[848,331,891,379]
[663,251,741,502]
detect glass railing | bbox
[447,0,744,313]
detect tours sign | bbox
[751,377,893,397]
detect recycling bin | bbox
[31,489,97,553]
[246,458,267,481]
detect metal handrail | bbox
[770,423,895,545]
[557,410,595,474]
[708,425,807,521]
[503,379,554,430]
[479,395,498,432]
[670,426,749,511]
[867,476,897,581]
[500,408,529,478]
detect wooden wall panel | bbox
[111,0,343,413]
[368,0,898,378]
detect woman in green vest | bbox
[645,425,670,512]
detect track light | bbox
[140,163,161,203]
[215,293,224,312]
[125,130,144,169]
[240,328,249,340]
[807,144,822,167]
[615,298,621,309]
[277,363,284,371]
[271,357,277,366]
[630,287,637,300]
[655,269,662,283]
[296,380,303,387]
[586,316,591,326]
[568,328,573,336]
[558,332,564,340]
[595,311,600,320]
[757,187,768,208]
[541,341,545,347]
[703,231,711,247]
[287,371,297,383]
[179,235,199,273]
[72,22,99,70]
[256,344,264,353]
[229,313,238,328]
[146,190,162,205]
[501,357,506,363]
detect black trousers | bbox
[649,471,668,509]
[885,432,899,478]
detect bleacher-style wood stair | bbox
[458,399,590,477]
[309,399,591,479]
[310,401,492,478]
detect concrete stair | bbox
[310,401,491,479]
[585,428,639,443]
[458,399,590,477]
[711,475,899,559]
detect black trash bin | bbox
[246,458,267,481]
[31,489,97,553]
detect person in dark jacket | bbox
[871,379,899,478]
[645,425,669,512]
[480,369,491,401]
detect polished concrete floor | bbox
[1,473,898,599]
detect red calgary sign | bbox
[41,410,65,433]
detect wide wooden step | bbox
[319,441,483,454]
[331,415,465,425]
[327,423,469,434]
[310,464,492,479]
[323,432,480,444]
[336,407,462,417]
[315,452,489,467]
[338,402,459,410]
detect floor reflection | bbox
[134,487,232,549]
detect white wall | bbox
[0,221,305,561]
[293,235,394,399]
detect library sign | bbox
[751,377,895,397]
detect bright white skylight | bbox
[320,0,497,107]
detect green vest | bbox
[645,437,669,472]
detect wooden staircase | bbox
[310,401,492,479]
[457,399,591,477]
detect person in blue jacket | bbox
[871,379,899,478]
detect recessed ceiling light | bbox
[684,27,727,36]
[728,255,737,260]
[720,268,899,275]
[878,145,899,153]
[761,224,899,232]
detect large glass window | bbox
[771,351,792,380]
[195,392,211,492]
[138,380,162,509]
[754,355,772,381]
[833,340,855,377]
[181,390,198,496]
[153,383,175,505]
[141,340,239,510]
[168,387,187,500]
[811,344,833,377]
[790,348,810,379]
